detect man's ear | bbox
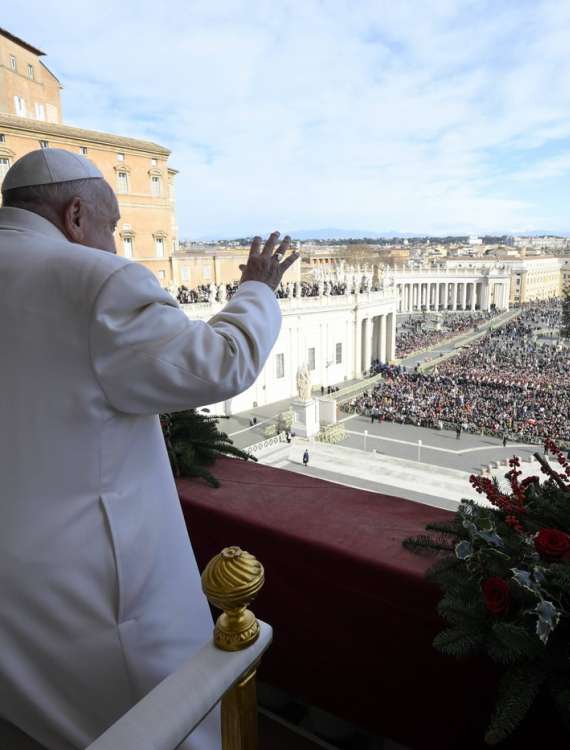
[62,197,84,242]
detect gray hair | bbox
[2,178,108,211]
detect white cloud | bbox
[4,0,570,235]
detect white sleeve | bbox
[88,262,281,415]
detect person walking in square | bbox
[303,449,310,467]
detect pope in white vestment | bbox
[0,151,290,750]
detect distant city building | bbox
[173,244,300,287]
[445,256,562,304]
[0,27,179,286]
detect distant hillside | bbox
[190,228,570,242]
[289,228,419,240]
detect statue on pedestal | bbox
[286,281,293,298]
[208,283,216,304]
[218,283,227,303]
[296,364,312,401]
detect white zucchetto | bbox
[3,148,104,191]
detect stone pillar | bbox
[370,317,378,359]
[460,283,467,310]
[292,397,320,438]
[442,282,448,310]
[470,282,476,311]
[431,282,436,310]
[362,317,371,372]
[451,282,457,311]
[386,312,396,361]
[354,315,361,377]
[379,314,387,362]
[482,281,490,311]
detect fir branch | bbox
[487,622,543,665]
[425,520,463,537]
[484,662,547,745]
[161,409,255,485]
[433,626,485,657]
[402,534,454,555]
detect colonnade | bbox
[395,281,501,313]
[359,312,396,373]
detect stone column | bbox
[362,317,371,372]
[354,316,361,377]
[482,281,491,311]
[470,282,476,310]
[431,282,436,310]
[451,282,457,311]
[386,312,396,361]
[370,317,378,359]
[379,314,387,362]
[460,283,467,310]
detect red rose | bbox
[534,529,570,560]
[482,577,511,616]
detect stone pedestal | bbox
[318,398,337,426]
[291,398,320,438]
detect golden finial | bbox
[202,547,265,651]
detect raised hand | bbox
[239,231,299,290]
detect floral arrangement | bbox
[404,440,570,744]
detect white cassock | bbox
[0,207,282,750]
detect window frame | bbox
[150,175,161,197]
[276,353,285,379]
[0,157,11,182]
[307,347,316,371]
[122,236,134,259]
[14,95,26,117]
[154,236,165,258]
[117,171,129,194]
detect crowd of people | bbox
[176,282,239,304]
[395,310,498,357]
[345,300,570,444]
[175,278,381,304]
[274,280,351,298]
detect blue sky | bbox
[4,0,570,238]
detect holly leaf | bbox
[534,600,560,645]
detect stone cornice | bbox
[0,112,170,156]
